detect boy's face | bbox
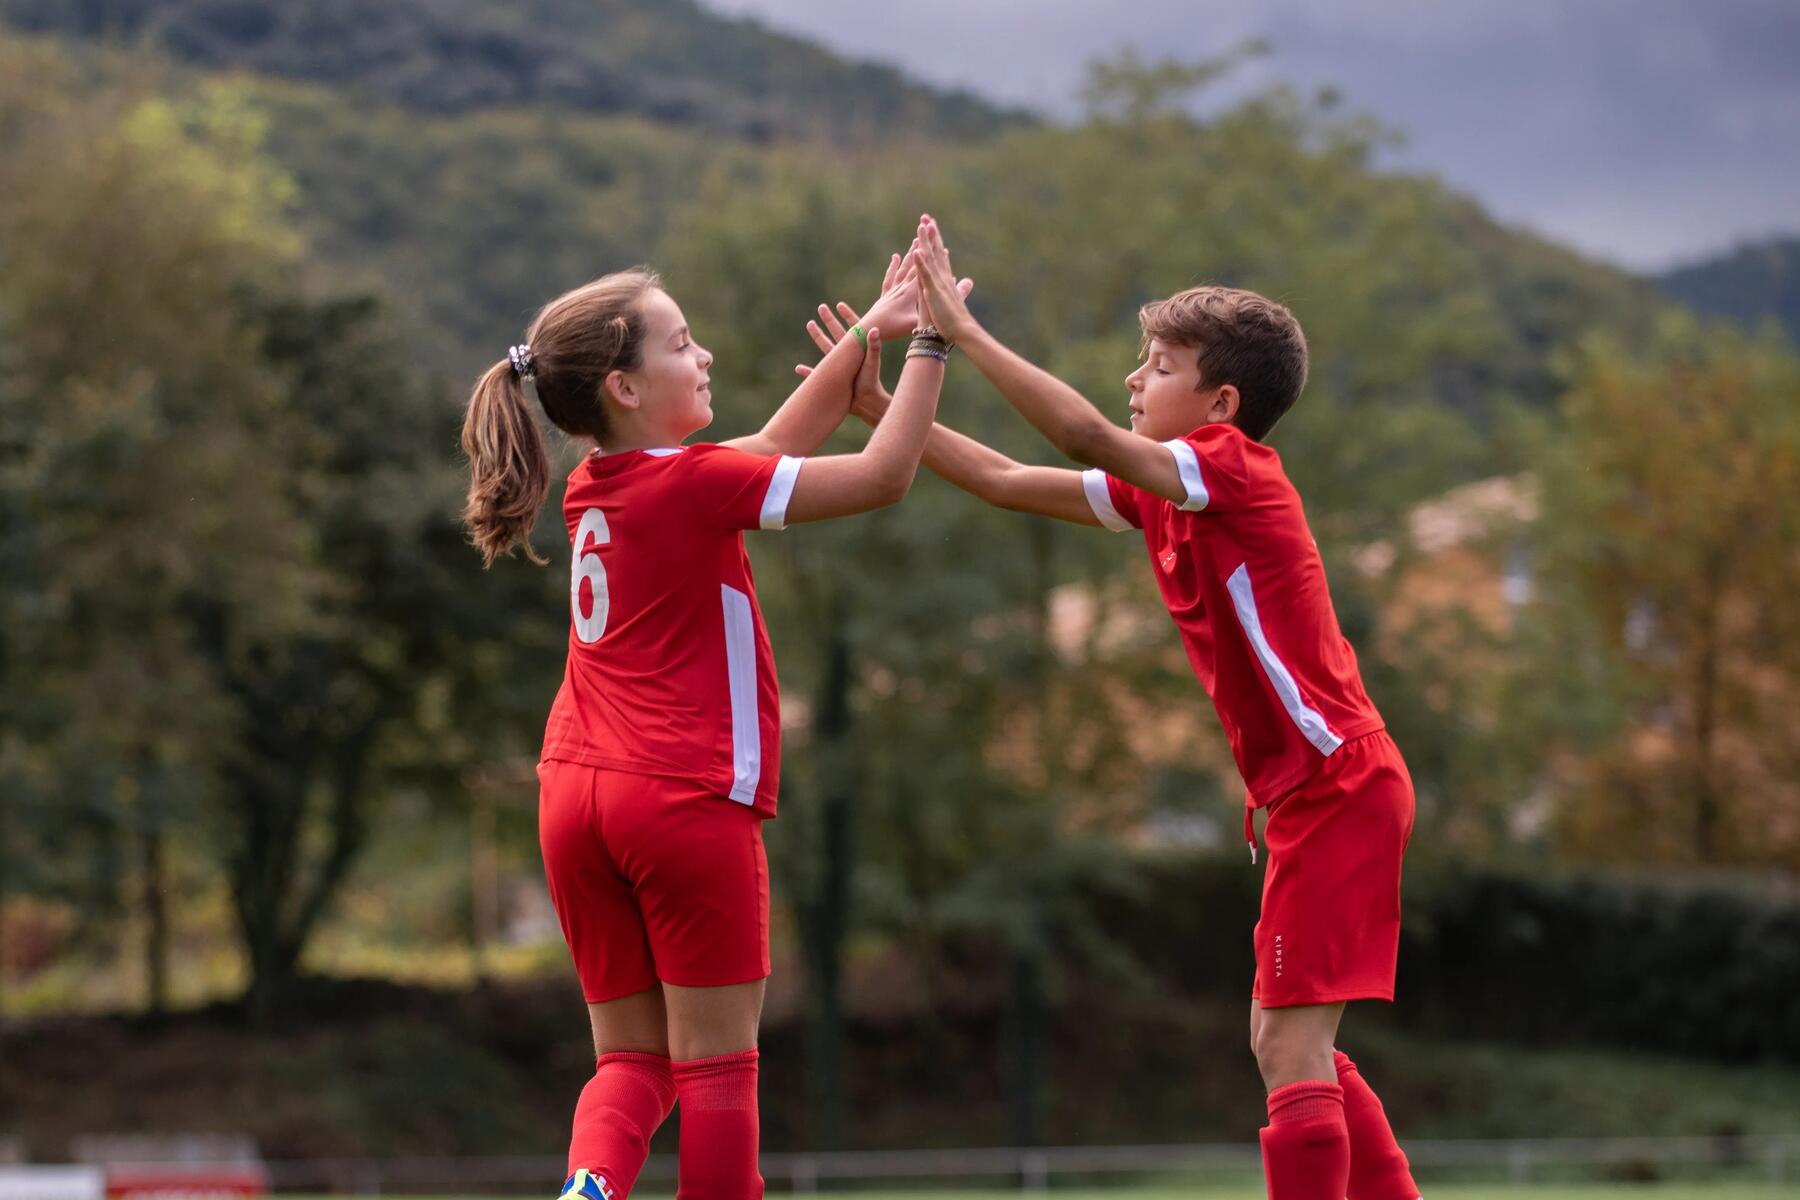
[1124,338,1233,441]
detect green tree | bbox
[205,289,568,1024]
[1531,317,1800,866]
[0,45,562,1022]
[0,50,318,1015]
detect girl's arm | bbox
[780,325,945,524]
[861,392,1101,527]
[722,251,918,458]
[800,301,1099,527]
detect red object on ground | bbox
[104,1167,266,1200]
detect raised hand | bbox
[848,325,890,426]
[803,300,864,368]
[797,280,975,371]
[861,242,924,339]
[914,215,978,342]
[796,300,891,424]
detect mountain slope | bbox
[1658,236,1800,345]
[0,24,1669,424]
[0,0,1030,141]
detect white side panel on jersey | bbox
[720,584,760,805]
[759,455,804,530]
[1225,563,1344,756]
[1081,469,1134,532]
[1159,439,1210,511]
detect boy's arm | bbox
[853,387,1102,527]
[934,428,1103,526]
[913,215,1191,507]
[954,325,1188,505]
[799,298,1101,526]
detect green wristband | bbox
[849,323,869,349]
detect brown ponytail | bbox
[462,358,552,567]
[460,267,663,567]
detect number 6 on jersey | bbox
[571,507,610,644]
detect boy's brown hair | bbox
[1139,286,1308,441]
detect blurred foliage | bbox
[0,37,563,1023]
[0,43,318,999]
[1529,319,1800,867]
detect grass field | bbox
[600,1185,1800,1199]
[557,1188,1800,1200]
[831,1191,1799,1199]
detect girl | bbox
[460,252,948,1200]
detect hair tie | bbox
[508,344,536,380]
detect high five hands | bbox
[911,215,977,343]
[855,242,926,341]
[797,217,974,425]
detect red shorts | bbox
[1252,731,1414,1008]
[537,759,771,1003]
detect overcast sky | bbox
[701,0,1799,273]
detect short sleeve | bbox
[681,444,805,531]
[1158,424,1253,513]
[1082,469,1142,532]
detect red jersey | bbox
[539,444,803,818]
[1082,424,1384,808]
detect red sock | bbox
[1260,1080,1350,1200]
[672,1048,763,1200]
[1336,1050,1420,1200]
[567,1052,677,1199]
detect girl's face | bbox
[612,289,714,441]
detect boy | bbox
[808,216,1420,1200]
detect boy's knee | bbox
[1251,1016,1336,1089]
[1250,1021,1284,1072]
[1251,1024,1292,1070]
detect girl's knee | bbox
[588,988,670,1058]
[663,979,765,1061]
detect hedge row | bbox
[1090,853,1800,1063]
